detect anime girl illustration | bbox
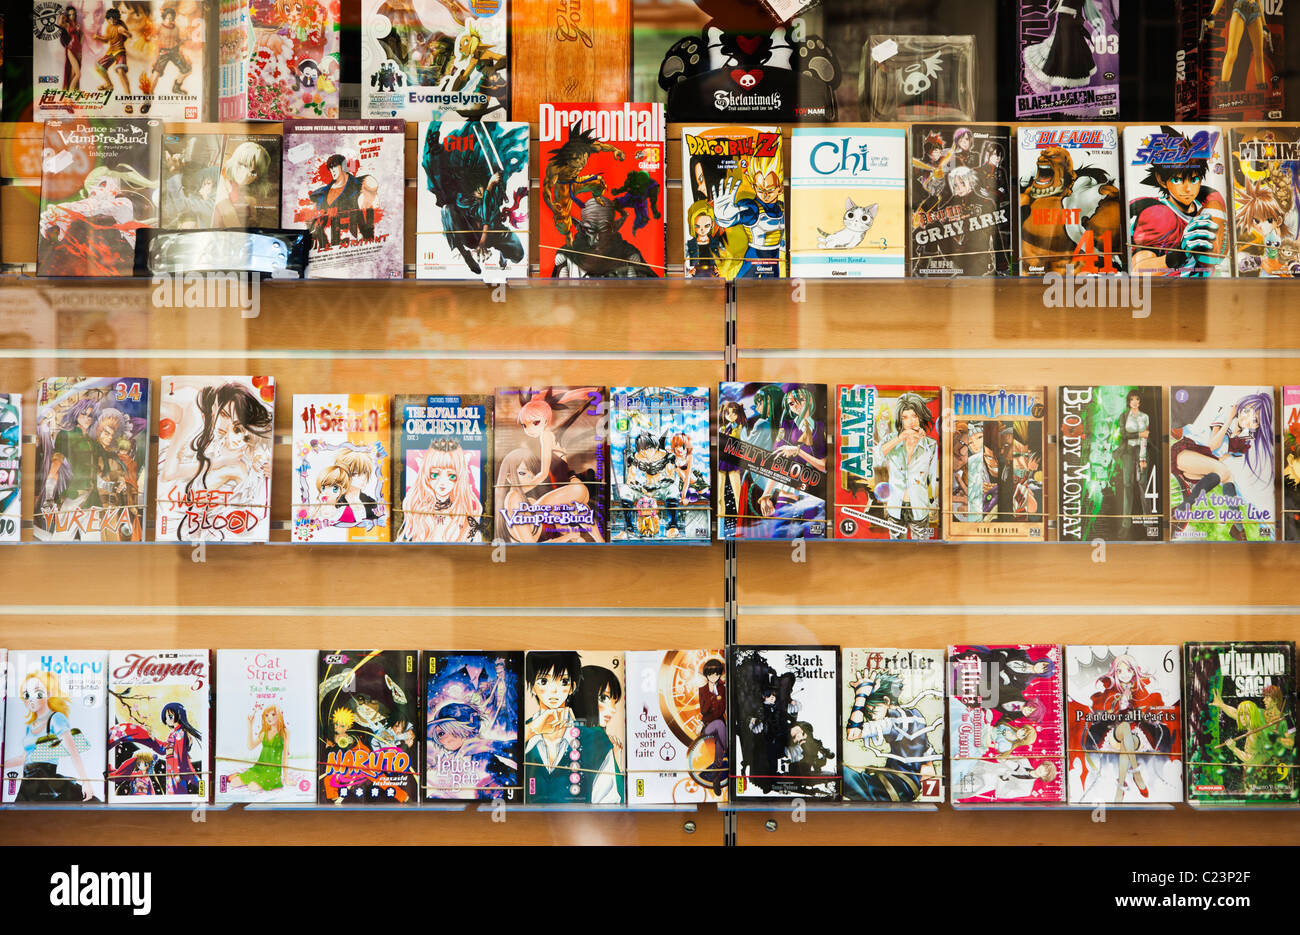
[57,5,83,91]
[1171,389,1274,539]
[3,670,98,802]
[1206,0,1271,92]
[108,702,203,796]
[755,385,826,526]
[224,705,288,794]
[38,164,160,277]
[397,438,484,542]
[213,140,275,228]
[1023,0,1106,89]
[312,447,383,530]
[523,652,622,804]
[1084,654,1168,801]
[717,399,746,537]
[571,665,627,799]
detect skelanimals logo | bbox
[901,52,943,97]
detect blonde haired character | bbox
[710,147,786,279]
[213,141,273,228]
[2,670,97,801]
[315,447,382,530]
[224,705,289,794]
[397,438,484,543]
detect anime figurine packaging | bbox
[1285,386,1300,541]
[524,651,625,804]
[161,131,281,229]
[1016,0,1120,120]
[1176,0,1284,121]
[424,653,522,801]
[1229,126,1300,277]
[292,394,391,543]
[0,393,17,542]
[394,394,493,543]
[219,0,341,120]
[862,35,977,122]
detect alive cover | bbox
[1176,0,1284,121]
[1229,126,1300,278]
[161,131,281,229]
[219,0,342,120]
[1285,386,1300,541]
[318,650,420,805]
[1185,641,1297,804]
[292,393,391,543]
[834,383,941,541]
[394,393,493,543]
[0,393,19,543]
[423,652,522,801]
[609,386,711,542]
[34,376,150,543]
[539,103,665,279]
[1015,0,1120,119]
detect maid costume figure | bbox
[1023,0,1107,88]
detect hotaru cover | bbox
[160,131,281,229]
[1015,0,1120,119]
[292,393,391,543]
[424,652,522,801]
[0,393,17,542]
[394,393,493,543]
[1229,126,1300,278]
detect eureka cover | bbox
[1229,126,1300,278]
[0,393,17,542]
[394,394,493,543]
[215,650,316,804]
[424,652,522,801]
[292,393,391,543]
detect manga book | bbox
[318,650,420,805]
[1176,0,1284,121]
[214,650,316,803]
[790,127,906,278]
[1066,645,1183,804]
[523,651,625,804]
[1169,385,1276,541]
[34,376,150,543]
[1122,124,1231,277]
[1058,385,1163,542]
[33,0,209,122]
[219,0,341,121]
[156,375,276,543]
[834,383,940,541]
[1285,386,1300,541]
[862,35,977,122]
[416,118,529,281]
[949,644,1066,805]
[609,386,710,543]
[539,103,665,279]
[942,386,1047,542]
[0,393,18,543]
[394,394,492,543]
[717,381,827,541]
[3,651,108,804]
[840,648,944,803]
[1016,125,1125,275]
[281,120,405,280]
[625,651,728,804]
[493,386,607,544]
[1015,0,1120,119]
[362,0,509,121]
[909,124,1012,277]
[681,125,785,280]
[292,394,391,543]
[161,131,281,229]
[423,652,521,801]
[1229,126,1300,278]
[1185,641,1297,804]
[38,117,161,278]
[108,650,210,804]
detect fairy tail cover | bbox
[1286,386,1300,541]
[1229,127,1300,278]
[0,393,18,542]
[395,394,493,543]
[424,652,522,801]
[292,393,391,543]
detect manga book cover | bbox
[3,651,107,804]
[33,0,209,121]
[416,118,529,281]
[38,117,161,278]
[0,394,19,543]
[609,386,710,543]
[214,650,316,803]
[34,377,150,543]
[625,650,727,804]
[681,125,784,280]
[1229,126,1300,277]
[423,652,521,801]
[493,386,607,543]
[523,651,625,804]
[1058,385,1163,542]
[1015,0,1120,119]
[1122,124,1231,277]
[362,0,508,120]
[942,386,1047,542]
[156,376,276,543]
[161,131,281,229]
[841,648,944,803]
[1016,125,1125,275]
[107,650,210,804]
[282,120,405,280]
[834,384,940,541]
[1179,0,1284,121]
[790,127,906,278]
[948,644,1065,805]
[1169,385,1276,541]
[1185,641,1297,804]
[909,124,1012,277]
[539,103,665,279]
[717,381,827,541]
[394,394,492,543]
[219,0,341,121]
[292,394,391,543]
[1285,386,1300,541]
[318,650,419,805]
[1066,645,1183,804]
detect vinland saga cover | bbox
[1185,641,1297,804]
[292,394,391,543]
[160,130,281,229]
[423,652,522,801]
[1015,0,1120,120]
[0,393,17,542]
[394,393,493,543]
[1286,386,1300,541]
[1229,126,1300,278]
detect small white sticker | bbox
[872,39,899,63]
[285,142,314,164]
[44,148,74,174]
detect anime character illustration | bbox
[394,394,492,543]
[148,5,193,98]
[214,138,279,227]
[625,651,727,803]
[541,127,624,244]
[424,653,522,800]
[1205,0,1272,92]
[57,6,83,92]
[551,197,659,278]
[292,394,390,543]
[214,650,315,803]
[1285,387,1300,542]
[1016,0,1118,118]
[685,204,726,278]
[610,387,710,542]
[0,393,18,542]
[93,7,133,103]
[1230,128,1300,277]
[232,0,340,119]
[1022,0,1106,89]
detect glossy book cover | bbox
[395,394,493,543]
[1229,126,1300,278]
[524,651,625,804]
[160,130,281,229]
[215,649,316,803]
[1015,0,1120,119]
[0,393,17,542]
[1285,386,1300,541]
[424,652,522,801]
[292,393,391,543]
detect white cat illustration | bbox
[816,198,878,249]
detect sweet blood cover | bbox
[219,0,342,120]
[1015,0,1120,119]
[423,652,522,801]
[394,393,493,543]
[0,393,17,542]
[1229,126,1300,278]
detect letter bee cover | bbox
[949,645,1066,805]
[161,131,281,229]
[1182,0,1285,121]
[609,386,711,542]
[943,386,1047,542]
[214,650,316,803]
[1066,645,1183,804]
[494,386,607,543]
[424,653,522,801]
[394,393,493,543]
[281,119,405,280]
[0,393,19,543]
[524,651,625,804]
[841,648,945,803]
[1015,0,1120,120]
[625,650,728,804]
[909,124,1012,277]
[3,651,108,804]
[156,376,275,543]
[1058,385,1163,542]
[108,650,210,804]
[292,394,391,543]
[1169,385,1276,541]
[1185,641,1297,804]
[834,384,940,541]
[219,0,342,120]
[34,377,150,543]
[318,650,420,805]
[1122,124,1231,277]
[1286,386,1300,541]
[1230,126,1300,278]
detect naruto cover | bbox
[423,652,522,801]
[1285,386,1300,541]
[0,393,19,543]
[161,131,281,229]
[1229,126,1300,278]
[524,651,625,804]
[394,394,493,543]
[215,650,316,804]
[1015,0,1120,120]
[292,393,391,543]
[219,0,342,120]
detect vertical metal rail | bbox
[723,281,739,846]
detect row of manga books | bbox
[2,642,1293,807]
